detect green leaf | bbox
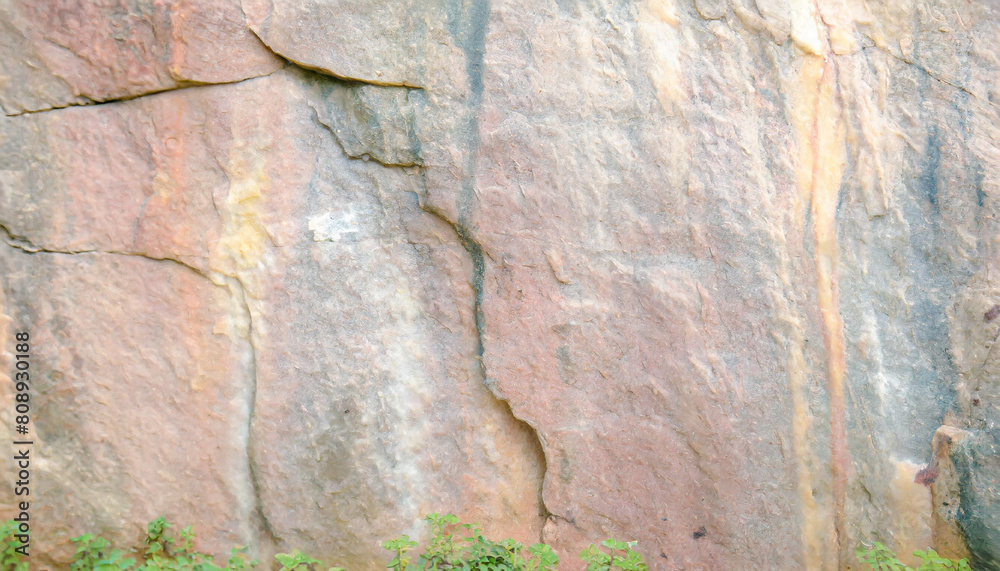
[601,539,628,551]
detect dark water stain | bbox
[445,0,492,355]
[922,124,941,213]
[976,166,986,209]
[445,0,491,212]
[954,431,1000,570]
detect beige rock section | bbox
[0,0,283,115]
[2,0,1000,570]
[241,0,439,88]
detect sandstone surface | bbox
[1,0,1000,570]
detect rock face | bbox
[0,0,283,115]
[1,0,999,569]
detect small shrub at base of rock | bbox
[855,541,972,570]
[382,512,563,571]
[0,514,647,570]
[578,539,647,571]
[0,521,28,571]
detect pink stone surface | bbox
[2,0,1000,569]
[0,0,283,115]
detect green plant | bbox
[382,535,420,570]
[66,518,261,571]
[140,516,242,570]
[274,548,344,571]
[226,547,257,571]
[70,533,136,571]
[382,513,563,571]
[0,520,28,571]
[855,542,972,571]
[2,514,647,570]
[579,539,647,571]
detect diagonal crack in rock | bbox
[4,67,289,117]
[4,43,425,119]
[224,273,279,553]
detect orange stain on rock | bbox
[791,47,850,571]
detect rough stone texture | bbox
[951,431,1000,568]
[0,0,284,115]
[0,249,259,559]
[240,0,443,88]
[0,68,545,567]
[2,0,1000,570]
[929,426,971,562]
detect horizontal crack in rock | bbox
[0,222,216,284]
[5,67,289,117]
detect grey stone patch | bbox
[312,83,424,167]
[954,430,1000,569]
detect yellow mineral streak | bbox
[772,283,833,571]
[212,130,273,303]
[215,147,269,275]
[807,56,850,567]
[637,0,686,114]
[788,1,849,567]
[206,121,274,355]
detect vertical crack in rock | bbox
[415,199,552,534]
[448,219,486,360]
[445,0,552,537]
[452,217,552,530]
[313,80,553,534]
[293,0,552,532]
[226,274,279,554]
[205,128,278,556]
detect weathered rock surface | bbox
[0,249,259,559]
[2,0,1000,570]
[0,0,283,115]
[0,69,545,567]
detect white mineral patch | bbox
[308,209,361,242]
